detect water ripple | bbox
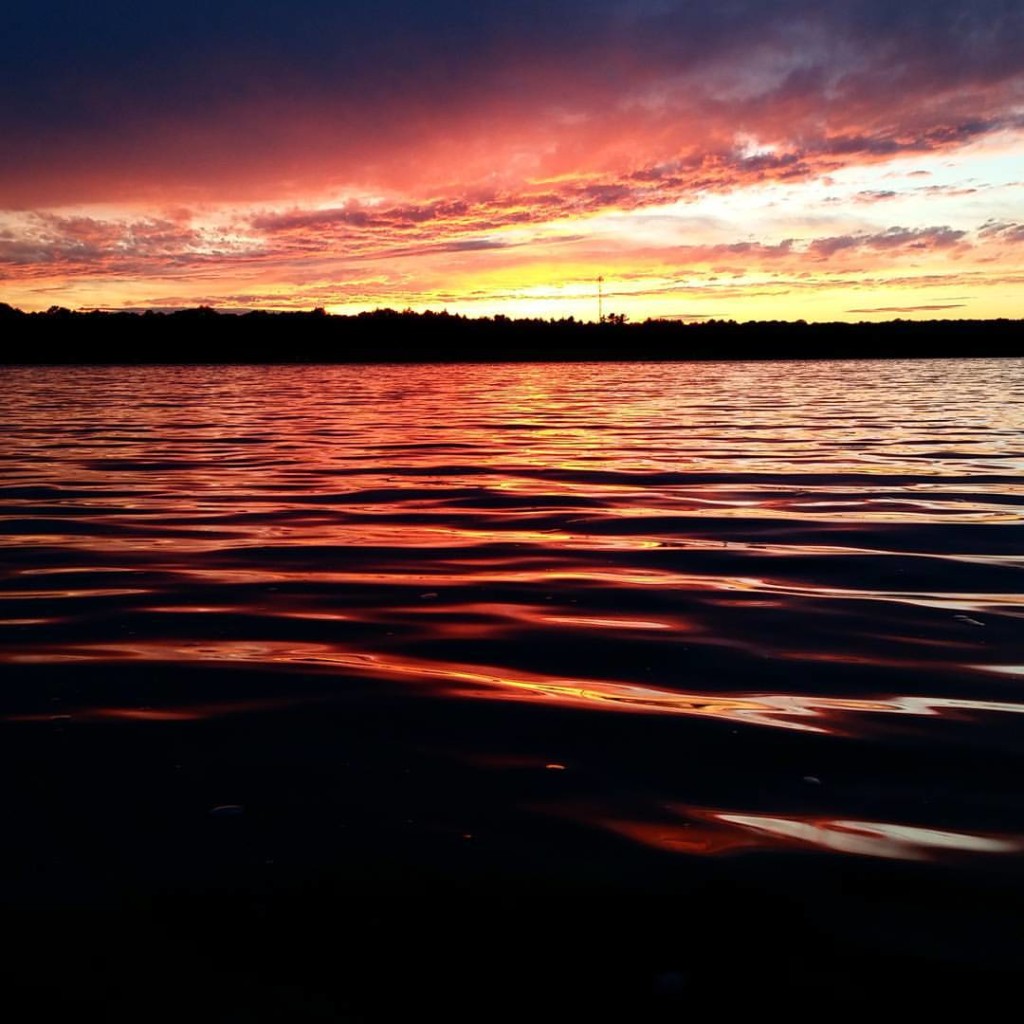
[2,359,1024,868]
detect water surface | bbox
[3,359,1024,1011]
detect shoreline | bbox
[2,309,1022,364]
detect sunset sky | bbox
[2,1,1022,321]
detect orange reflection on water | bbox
[711,812,1024,859]
[529,611,673,631]
[6,697,303,724]
[5,638,1024,736]
[556,802,1024,861]
[391,600,683,635]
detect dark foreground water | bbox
[2,359,1024,1018]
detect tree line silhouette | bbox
[1,302,1021,363]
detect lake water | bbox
[3,359,1024,1014]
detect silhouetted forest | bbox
[2,302,1021,363]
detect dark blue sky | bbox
[4,1,1019,142]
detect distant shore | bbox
[2,304,1022,364]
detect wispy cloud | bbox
[846,303,968,313]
